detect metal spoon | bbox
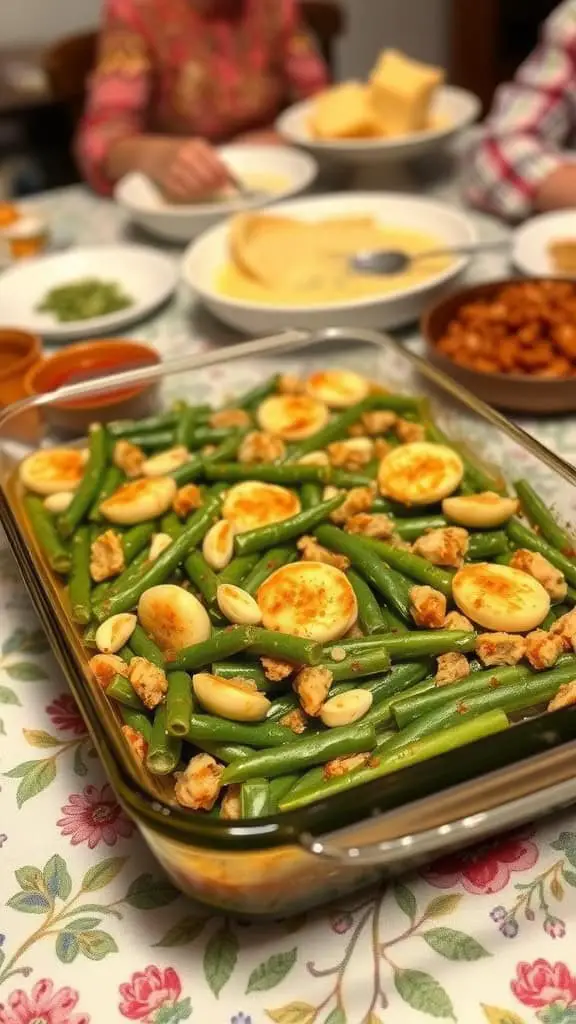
[350,240,509,275]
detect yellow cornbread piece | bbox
[369,49,444,136]
[309,82,379,139]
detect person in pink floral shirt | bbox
[76,0,328,199]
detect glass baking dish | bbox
[1,326,576,918]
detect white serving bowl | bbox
[512,209,576,277]
[114,144,318,243]
[181,191,477,334]
[276,86,481,166]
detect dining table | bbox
[2,155,576,1024]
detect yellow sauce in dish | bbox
[196,172,290,203]
[217,212,452,306]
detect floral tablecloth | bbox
[2,185,576,1024]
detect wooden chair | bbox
[44,1,345,110]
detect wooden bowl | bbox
[421,278,576,415]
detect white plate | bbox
[181,191,476,334]
[114,144,318,243]
[0,244,178,342]
[512,210,576,277]
[276,86,481,166]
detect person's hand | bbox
[234,128,283,146]
[146,138,231,202]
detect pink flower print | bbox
[57,783,134,848]
[46,694,86,735]
[511,958,576,1009]
[0,978,90,1024]
[119,966,186,1022]
[422,833,539,895]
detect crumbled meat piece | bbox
[202,445,217,456]
[220,784,241,820]
[395,418,426,443]
[121,724,148,762]
[412,527,469,568]
[410,585,447,628]
[90,653,129,689]
[280,708,308,734]
[476,632,527,666]
[261,657,294,682]
[552,608,576,651]
[238,430,285,463]
[113,439,145,478]
[90,530,125,582]
[296,534,350,570]
[435,652,471,686]
[361,410,398,435]
[374,438,392,459]
[525,629,564,670]
[548,681,576,712]
[344,623,364,640]
[298,450,330,467]
[278,373,305,394]
[330,485,375,524]
[510,548,567,601]
[387,533,412,551]
[344,512,396,539]
[327,438,374,470]
[128,657,168,709]
[210,408,251,428]
[443,610,474,632]
[293,666,333,716]
[174,753,224,810]
[323,752,371,779]
[173,484,203,518]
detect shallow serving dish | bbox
[276,85,481,166]
[422,279,576,415]
[1,327,576,918]
[182,192,476,334]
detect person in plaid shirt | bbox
[465,0,576,220]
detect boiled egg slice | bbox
[141,446,190,477]
[193,672,270,722]
[222,481,301,533]
[257,561,357,642]
[100,477,176,525]
[305,369,369,408]
[138,583,211,653]
[452,562,550,632]
[19,448,87,496]
[257,394,329,441]
[378,442,464,505]
[442,492,519,528]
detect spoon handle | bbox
[414,239,510,261]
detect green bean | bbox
[222,722,377,783]
[235,494,344,555]
[109,412,179,438]
[88,466,124,522]
[203,462,370,487]
[212,661,274,690]
[507,519,576,587]
[248,627,323,666]
[160,512,183,539]
[364,660,434,703]
[424,421,505,493]
[117,645,133,665]
[266,692,300,721]
[58,424,109,538]
[122,522,156,564]
[324,630,477,662]
[242,546,298,595]
[129,624,165,667]
[169,625,256,671]
[230,374,280,410]
[68,526,92,625]
[467,532,510,560]
[125,430,174,450]
[364,678,436,729]
[166,671,194,736]
[240,778,271,817]
[193,739,253,763]
[184,714,292,748]
[217,553,260,587]
[393,516,447,540]
[188,426,241,448]
[106,673,145,710]
[147,705,182,775]
[120,706,152,742]
[268,773,300,809]
[92,547,150,607]
[24,494,71,574]
[379,604,409,634]
[95,494,221,620]
[348,570,387,634]
[515,479,576,557]
[83,623,97,648]
[175,405,206,448]
[280,711,509,811]
[315,525,411,620]
[184,550,220,606]
[359,537,453,595]
[301,482,323,509]
[317,644,391,682]
[287,393,420,460]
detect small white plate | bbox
[0,244,178,342]
[512,210,576,277]
[276,85,481,166]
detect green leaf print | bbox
[2,627,48,656]
[393,882,417,923]
[15,866,45,893]
[324,1010,346,1024]
[56,931,80,964]
[66,917,103,932]
[78,930,118,960]
[23,729,61,748]
[266,1004,317,1024]
[563,868,576,887]
[0,685,20,705]
[6,661,48,681]
[394,968,455,1020]
[551,831,576,868]
[423,927,490,961]
[43,854,72,900]
[12,758,56,807]
[154,915,208,947]
[204,924,238,998]
[125,872,180,909]
[7,891,52,914]
[422,894,463,920]
[81,857,127,892]
[246,947,297,993]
